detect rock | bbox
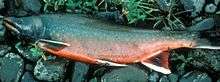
[217,79,220,82]
[0,45,11,57]
[34,58,68,82]
[25,63,34,72]
[179,71,212,82]
[101,66,148,82]
[0,17,5,41]
[0,53,24,82]
[0,0,4,9]
[96,11,124,24]
[15,42,41,62]
[188,18,214,31]
[205,4,217,13]
[159,74,178,82]
[21,72,38,82]
[180,0,205,17]
[148,72,160,82]
[215,0,220,5]
[155,0,171,12]
[72,62,89,82]
[21,0,42,14]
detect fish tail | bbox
[194,30,220,49]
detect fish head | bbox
[3,16,45,42]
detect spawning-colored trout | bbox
[3,14,218,74]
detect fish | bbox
[2,14,219,74]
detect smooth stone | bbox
[0,18,5,41]
[159,74,178,82]
[215,0,220,5]
[148,71,160,82]
[21,0,41,13]
[188,18,214,31]
[0,45,11,57]
[34,58,68,82]
[25,63,34,72]
[21,72,38,82]
[101,66,148,82]
[0,53,24,82]
[71,62,89,82]
[180,0,205,17]
[205,4,217,13]
[179,71,212,82]
[217,79,220,82]
[16,42,41,62]
[155,0,171,12]
[0,0,4,9]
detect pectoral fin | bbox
[141,51,171,74]
[36,39,70,51]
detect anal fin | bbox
[141,51,171,74]
[96,60,127,67]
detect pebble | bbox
[0,18,5,41]
[180,0,205,17]
[101,66,148,82]
[0,45,11,57]
[205,4,217,13]
[21,0,42,14]
[34,58,68,82]
[155,0,171,12]
[0,53,24,82]
[179,71,212,82]
[71,62,89,82]
[188,18,214,31]
[21,72,38,82]
[148,71,160,82]
[0,0,4,9]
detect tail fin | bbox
[194,30,220,49]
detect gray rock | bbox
[0,45,11,57]
[21,0,42,13]
[25,64,34,72]
[159,74,178,82]
[0,53,24,82]
[155,0,171,12]
[217,79,220,82]
[21,72,38,82]
[72,62,89,82]
[34,58,68,82]
[101,66,148,82]
[0,17,5,41]
[148,72,159,82]
[16,42,41,62]
[188,18,214,31]
[215,0,220,5]
[205,4,217,13]
[179,71,212,82]
[0,0,4,9]
[180,0,205,17]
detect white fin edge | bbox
[194,46,220,49]
[141,62,171,74]
[96,60,127,66]
[37,39,71,47]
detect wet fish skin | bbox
[3,14,209,74]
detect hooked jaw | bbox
[3,17,21,34]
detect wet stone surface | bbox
[21,0,41,14]
[101,66,148,82]
[0,53,24,82]
[34,58,69,82]
[21,72,38,82]
[0,45,11,57]
[180,0,205,17]
[71,62,89,82]
[179,71,212,82]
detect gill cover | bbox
[3,16,45,41]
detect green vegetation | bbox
[42,0,185,30]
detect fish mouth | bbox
[3,17,20,34]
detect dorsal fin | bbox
[141,51,171,74]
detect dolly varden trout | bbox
[3,14,219,74]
